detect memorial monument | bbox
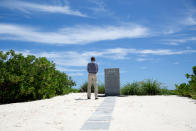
[104,68,120,96]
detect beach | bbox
[0,93,196,131]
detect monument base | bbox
[104,68,120,96]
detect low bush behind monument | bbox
[120,79,175,95]
[80,79,174,96]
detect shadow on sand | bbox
[74,94,129,101]
[74,94,106,101]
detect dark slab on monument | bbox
[104,68,120,96]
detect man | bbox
[87,56,98,100]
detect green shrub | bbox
[141,79,161,95]
[121,79,173,95]
[175,83,191,97]
[98,84,105,94]
[160,88,176,95]
[120,82,141,95]
[79,82,88,92]
[79,82,105,94]
[0,50,75,104]
[70,88,80,93]
[175,66,196,99]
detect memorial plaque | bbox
[104,68,120,96]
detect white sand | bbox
[0,93,104,131]
[111,95,196,131]
[0,93,196,131]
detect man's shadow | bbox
[74,94,129,100]
[74,94,106,101]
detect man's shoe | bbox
[88,97,91,99]
[95,98,98,100]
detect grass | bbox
[120,79,174,96]
[79,79,174,96]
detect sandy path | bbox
[0,93,104,131]
[0,93,196,131]
[110,95,196,131]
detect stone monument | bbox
[104,68,120,96]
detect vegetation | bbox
[0,50,75,104]
[70,88,80,93]
[175,66,196,99]
[79,82,105,94]
[120,79,174,95]
[80,79,174,96]
[2,49,194,104]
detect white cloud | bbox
[111,48,196,56]
[186,46,192,49]
[163,37,196,46]
[163,29,176,35]
[88,0,106,13]
[0,23,149,45]
[182,7,196,26]
[0,0,86,17]
[67,73,84,76]
[184,16,196,26]
[37,51,89,66]
[136,58,153,62]
[55,66,85,72]
[9,48,196,68]
[137,49,196,55]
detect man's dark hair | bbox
[91,56,95,61]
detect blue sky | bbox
[0,0,196,89]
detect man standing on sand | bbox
[87,56,98,100]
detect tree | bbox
[186,66,196,91]
[0,50,75,104]
[175,66,196,99]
